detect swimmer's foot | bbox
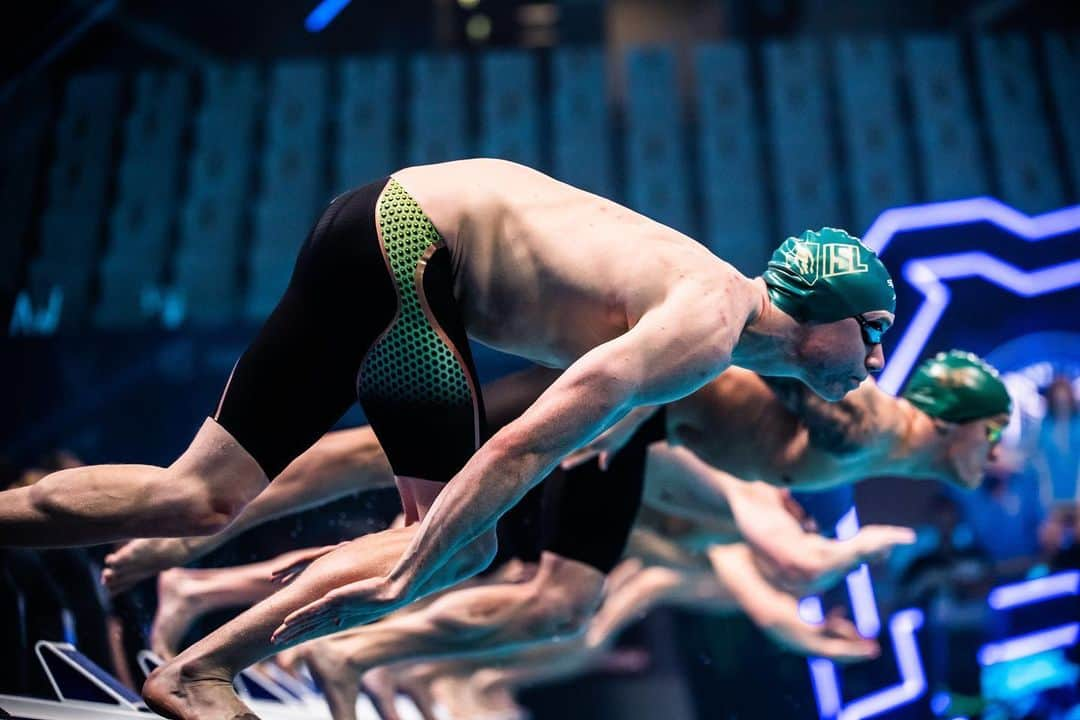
[151,569,208,660]
[429,673,479,719]
[360,666,405,720]
[473,681,528,720]
[143,659,259,720]
[382,663,444,720]
[470,671,529,720]
[293,638,360,720]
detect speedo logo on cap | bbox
[782,240,870,285]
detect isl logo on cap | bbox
[823,243,869,279]
[783,240,870,285]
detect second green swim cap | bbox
[763,228,896,324]
[902,350,1011,423]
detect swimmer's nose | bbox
[865,344,885,374]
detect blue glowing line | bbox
[862,197,1080,257]
[838,610,926,720]
[807,609,926,720]
[859,196,1080,395]
[800,596,826,624]
[878,253,1080,393]
[806,196,1080,719]
[987,571,1079,610]
[304,0,351,32]
[836,507,881,638]
[810,657,842,719]
[977,623,1080,666]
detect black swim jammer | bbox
[214,177,485,483]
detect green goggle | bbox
[985,421,1005,445]
[855,314,889,345]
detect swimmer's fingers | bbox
[803,632,880,664]
[560,411,648,471]
[561,446,615,471]
[823,608,861,640]
[815,610,879,663]
[790,525,915,594]
[766,609,878,663]
[270,543,346,585]
[842,525,917,567]
[272,577,391,644]
[271,599,343,645]
[560,446,602,471]
[778,491,817,533]
[746,524,914,596]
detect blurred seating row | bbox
[12,33,1077,331]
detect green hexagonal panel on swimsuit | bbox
[358,178,472,407]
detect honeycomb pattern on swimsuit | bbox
[357,178,472,407]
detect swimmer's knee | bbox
[169,470,253,534]
[27,470,72,515]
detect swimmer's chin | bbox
[807,380,854,402]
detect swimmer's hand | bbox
[270,543,349,586]
[728,481,914,595]
[709,544,879,663]
[102,538,202,595]
[764,605,880,663]
[271,576,407,645]
[750,522,916,596]
[561,405,660,471]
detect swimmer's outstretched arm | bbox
[641,441,740,525]
[477,543,879,696]
[102,426,396,594]
[388,291,735,586]
[707,544,879,663]
[273,282,745,641]
[641,442,914,595]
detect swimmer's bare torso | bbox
[392,159,745,369]
[664,367,901,491]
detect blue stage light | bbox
[305,0,352,32]
[807,196,1080,719]
[808,609,926,720]
[860,197,1080,394]
[987,571,1079,611]
[979,624,1080,666]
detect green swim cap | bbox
[902,350,1012,423]
[763,228,896,324]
